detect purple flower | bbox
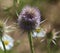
[18,6,41,31]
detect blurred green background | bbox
[0,0,60,53]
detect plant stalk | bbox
[1,38,6,53]
[47,39,51,53]
[28,32,35,53]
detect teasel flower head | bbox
[44,25,57,45]
[46,27,60,45]
[0,18,15,38]
[18,6,41,31]
[51,29,60,45]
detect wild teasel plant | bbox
[0,18,15,53]
[17,5,46,53]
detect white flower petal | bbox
[5,46,11,50]
[5,42,14,50]
[0,41,4,50]
[32,32,37,37]
[36,30,46,37]
[0,35,14,50]
[32,28,46,38]
[2,34,14,42]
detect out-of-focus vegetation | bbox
[0,0,60,53]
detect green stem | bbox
[47,39,51,53]
[47,42,50,53]
[1,38,6,53]
[28,32,35,53]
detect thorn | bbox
[40,19,47,25]
[55,31,60,35]
[4,17,9,24]
[40,39,45,43]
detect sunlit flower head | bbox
[51,29,60,45]
[18,6,41,31]
[0,18,15,38]
[0,34,14,50]
[45,28,60,45]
